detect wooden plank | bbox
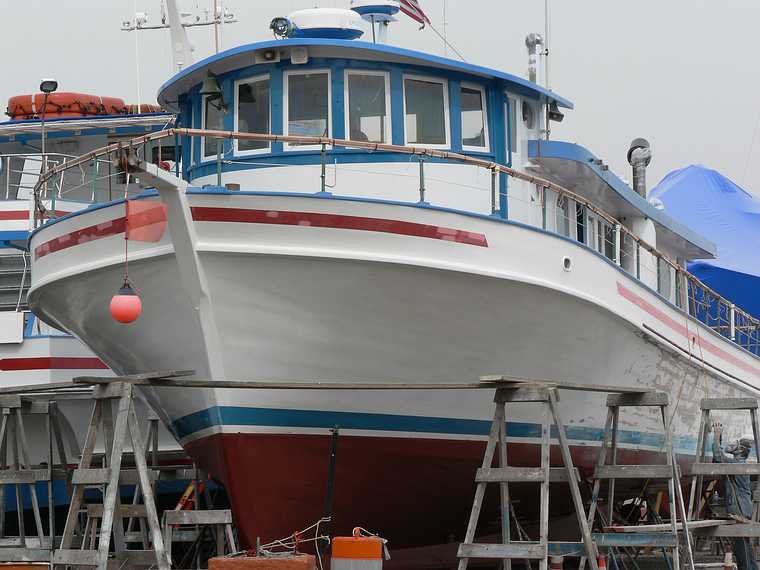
[0,396,22,409]
[75,370,194,385]
[595,464,672,479]
[481,375,650,394]
[592,533,677,547]
[695,523,760,537]
[0,548,52,562]
[53,548,100,566]
[458,543,547,559]
[494,388,549,403]
[701,398,758,410]
[606,392,669,407]
[0,469,49,484]
[72,468,111,485]
[605,519,733,532]
[686,463,760,476]
[477,467,545,483]
[164,509,233,525]
[87,504,148,518]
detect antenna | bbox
[121,0,238,72]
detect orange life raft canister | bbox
[6,93,132,120]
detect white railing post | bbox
[730,303,736,341]
[614,224,622,267]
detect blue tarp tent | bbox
[650,165,760,320]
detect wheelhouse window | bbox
[404,76,450,147]
[285,70,331,147]
[346,71,390,143]
[202,95,224,160]
[461,84,488,150]
[235,75,271,154]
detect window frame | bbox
[402,74,451,150]
[507,95,519,157]
[459,82,490,152]
[344,69,392,145]
[200,94,226,162]
[283,68,332,150]
[233,73,272,157]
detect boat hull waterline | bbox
[29,192,760,546]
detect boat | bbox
[25,0,760,549]
[0,95,181,463]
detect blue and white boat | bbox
[25,1,760,550]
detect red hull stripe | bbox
[190,207,489,247]
[0,356,108,371]
[34,207,488,259]
[0,211,71,221]
[35,217,127,260]
[617,282,760,378]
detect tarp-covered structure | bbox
[650,165,760,321]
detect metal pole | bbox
[213,0,221,54]
[418,158,426,203]
[491,168,497,215]
[42,93,53,218]
[216,138,222,187]
[320,144,327,193]
[320,426,339,558]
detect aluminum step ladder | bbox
[457,385,598,570]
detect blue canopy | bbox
[650,165,760,320]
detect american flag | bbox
[399,0,431,28]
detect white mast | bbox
[166,0,194,71]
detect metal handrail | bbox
[30,127,760,359]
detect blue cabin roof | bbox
[157,38,574,111]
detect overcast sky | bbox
[3,0,760,193]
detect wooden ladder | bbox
[687,398,760,544]
[583,392,694,570]
[457,385,598,570]
[52,382,169,570]
[0,395,71,562]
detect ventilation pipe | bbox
[525,33,544,84]
[627,138,652,198]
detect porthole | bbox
[563,256,572,272]
[522,101,535,130]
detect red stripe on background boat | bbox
[0,356,108,371]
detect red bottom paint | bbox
[186,433,676,549]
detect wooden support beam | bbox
[163,509,233,525]
[592,533,678,547]
[458,543,547,559]
[701,398,758,410]
[595,464,673,479]
[606,392,669,407]
[686,463,760,476]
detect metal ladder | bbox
[52,382,169,570]
[457,385,598,570]
[583,391,694,570]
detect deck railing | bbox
[31,128,760,360]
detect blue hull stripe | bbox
[172,406,699,454]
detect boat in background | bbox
[0,96,182,462]
[25,0,760,550]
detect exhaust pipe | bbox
[627,138,652,198]
[525,33,544,84]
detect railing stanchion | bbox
[418,158,426,203]
[91,159,98,202]
[4,157,9,200]
[730,303,737,342]
[635,242,641,280]
[320,144,327,194]
[216,138,223,187]
[541,186,547,230]
[490,168,497,215]
[614,224,622,267]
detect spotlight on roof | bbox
[39,79,58,94]
[270,17,295,38]
[548,100,564,123]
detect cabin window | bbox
[556,195,571,238]
[404,76,450,147]
[346,71,390,143]
[284,70,331,147]
[202,95,225,160]
[235,75,271,154]
[460,84,488,150]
